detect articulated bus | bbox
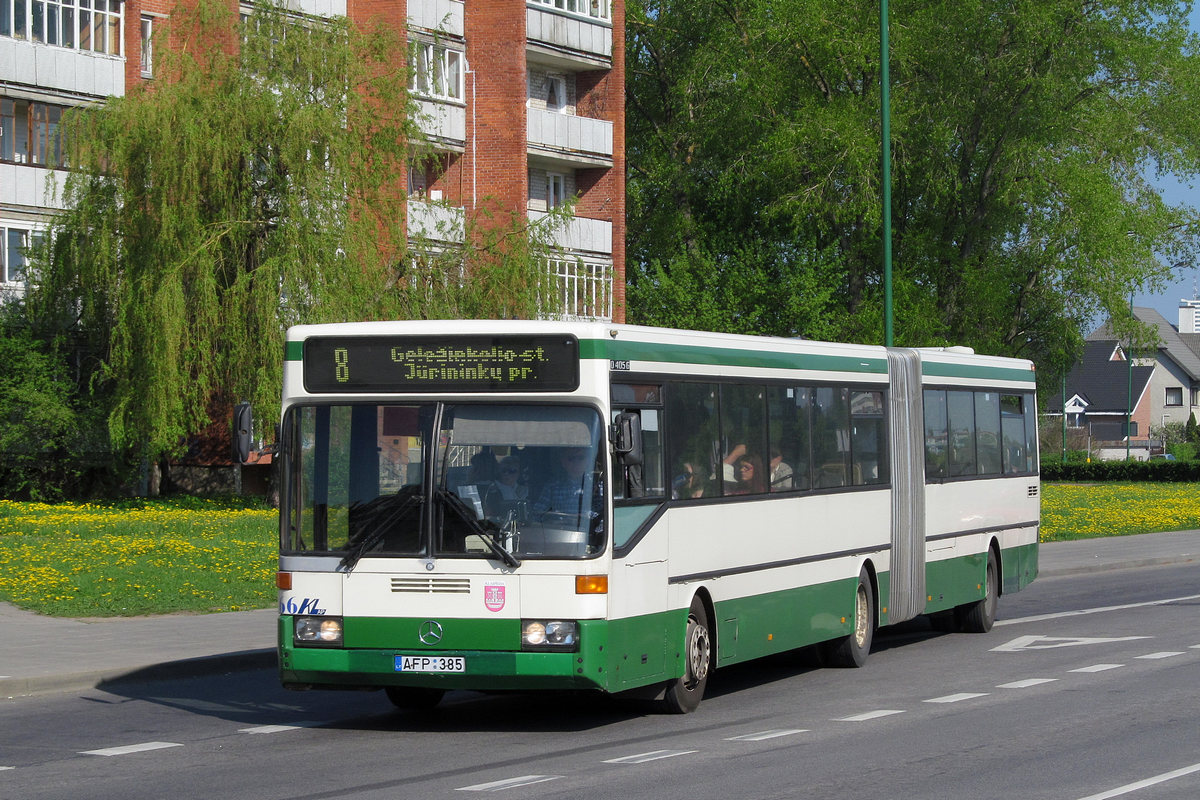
[257,320,1039,713]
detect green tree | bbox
[1187,411,1199,445]
[626,0,1200,374]
[31,0,559,463]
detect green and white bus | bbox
[256,320,1039,713]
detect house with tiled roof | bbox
[1048,305,1200,457]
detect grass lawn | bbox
[0,482,1196,617]
[0,496,276,617]
[1040,482,1200,541]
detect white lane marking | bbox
[238,722,321,734]
[1070,664,1124,673]
[992,635,1149,652]
[1136,651,1185,660]
[1073,761,1200,800]
[1190,644,1200,649]
[997,594,1200,626]
[457,775,562,792]
[835,710,905,722]
[998,678,1059,689]
[725,729,809,741]
[0,766,14,771]
[81,742,183,757]
[602,750,697,765]
[925,692,989,704]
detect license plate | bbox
[395,655,466,673]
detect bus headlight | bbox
[521,620,579,651]
[295,616,343,647]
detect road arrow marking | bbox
[991,635,1149,652]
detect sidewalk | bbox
[2,529,1198,699]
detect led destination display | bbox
[303,334,580,393]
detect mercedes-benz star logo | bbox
[418,620,443,645]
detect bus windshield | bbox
[283,403,607,563]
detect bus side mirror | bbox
[611,411,643,467]
[233,401,253,464]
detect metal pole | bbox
[1126,293,1133,460]
[1061,373,1067,463]
[881,0,893,347]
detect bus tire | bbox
[662,597,712,714]
[957,549,998,633]
[825,568,875,668]
[385,686,445,710]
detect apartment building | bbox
[0,0,625,321]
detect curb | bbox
[1039,553,1197,578]
[1,649,276,700]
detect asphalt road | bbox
[2,562,1198,800]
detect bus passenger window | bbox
[813,387,849,488]
[947,390,976,476]
[1000,394,1027,474]
[767,386,809,491]
[975,391,1002,475]
[850,390,888,485]
[666,382,719,499]
[924,389,948,479]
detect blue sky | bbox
[1129,4,1200,326]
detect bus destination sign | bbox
[303,335,580,393]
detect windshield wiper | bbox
[339,489,423,572]
[435,488,521,569]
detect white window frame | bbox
[2,226,31,284]
[140,14,155,78]
[3,0,123,54]
[528,0,610,22]
[409,41,464,103]
[546,172,566,209]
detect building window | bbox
[1166,387,1184,407]
[546,172,566,208]
[140,14,153,77]
[528,0,610,22]
[1,98,65,167]
[2,227,30,284]
[2,0,121,54]
[409,42,463,103]
[1191,387,1199,407]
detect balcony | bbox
[0,38,124,98]
[407,199,464,244]
[289,0,347,18]
[529,210,612,255]
[415,100,467,149]
[526,107,612,167]
[408,0,464,36]
[0,163,68,212]
[526,3,612,69]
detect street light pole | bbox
[881,0,893,348]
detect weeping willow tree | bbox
[31,0,560,462]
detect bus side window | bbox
[666,382,719,500]
[924,389,948,479]
[813,386,849,488]
[612,407,664,500]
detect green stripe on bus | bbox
[922,361,1036,384]
[581,339,888,375]
[285,341,304,361]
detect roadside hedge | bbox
[1040,459,1200,482]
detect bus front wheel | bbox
[825,568,875,668]
[662,597,712,714]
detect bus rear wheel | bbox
[385,686,445,710]
[662,597,712,714]
[825,568,875,668]
[956,550,998,633]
